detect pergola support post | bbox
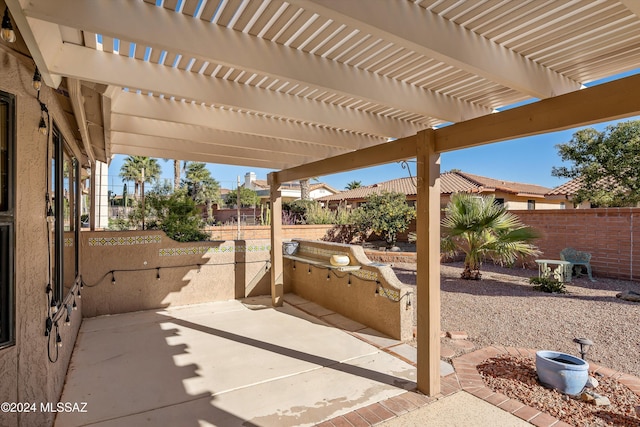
[268,172,284,307]
[416,129,441,396]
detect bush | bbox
[351,192,416,247]
[530,276,567,293]
[143,189,209,242]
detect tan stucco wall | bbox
[0,49,83,426]
[284,240,414,341]
[80,232,272,317]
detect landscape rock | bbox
[580,391,595,403]
[585,376,599,389]
[616,290,640,302]
[581,390,610,406]
[447,331,468,340]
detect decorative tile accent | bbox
[64,237,73,247]
[88,235,162,246]
[352,269,378,281]
[159,247,210,257]
[159,244,271,256]
[378,286,400,301]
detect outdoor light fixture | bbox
[38,116,47,135]
[375,281,380,296]
[326,269,330,281]
[307,265,311,275]
[111,271,116,285]
[64,311,71,326]
[1,7,16,43]
[76,288,81,299]
[292,260,296,270]
[156,268,161,281]
[56,330,63,348]
[49,298,58,314]
[573,337,594,360]
[32,67,42,91]
[347,274,351,287]
[72,298,77,311]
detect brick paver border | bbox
[318,345,640,426]
[452,346,640,427]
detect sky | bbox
[107,71,639,195]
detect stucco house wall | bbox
[0,49,83,427]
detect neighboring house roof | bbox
[455,172,552,197]
[318,171,552,202]
[547,176,625,197]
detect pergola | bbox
[7,0,640,396]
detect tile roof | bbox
[318,171,552,202]
[456,172,552,196]
[547,176,623,196]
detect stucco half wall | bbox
[283,239,415,341]
[80,231,272,317]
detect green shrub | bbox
[143,189,209,242]
[529,276,567,293]
[351,192,416,247]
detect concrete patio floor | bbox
[55,295,525,427]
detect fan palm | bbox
[119,156,161,200]
[441,193,540,280]
[183,162,220,222]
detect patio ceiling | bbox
[6,0,640,168]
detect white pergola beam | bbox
[112,92,381,150]
[22,0,492,122]
[295,0,582,98]
[112,144,290,170]
[68,78,96,163]
[111,132,316,166]
[49,42,422,139]
[111,115,353,159]
[5,0,62,87]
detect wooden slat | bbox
[275,134,417,183]
[268,173,284,307]
[415,129,441,397]
[434,73,640,153]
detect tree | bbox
[441,193,540,280]
[352,191,416,248]
[226,186,260,207]
[552,120,640,207]
[346,180,362,190]
[299,177,319,200]
[119,156,161,200]
[183,162,220,222]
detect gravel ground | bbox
[479,355,640,426]
[392,262,640,378]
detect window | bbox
[0,90,15,348]
[494,198,505,206]
[560,202,566,209]
[51,125,80,307]
[527,200,536,210]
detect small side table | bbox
[535,259,572,283]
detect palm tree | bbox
[299,177,319,200]
[162,159,182,190]
[346,180,362,190]
[183,162,220,221]
[119,156,161,200]
[441,193,540,280]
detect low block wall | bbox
[284,239,414,341]
[80,231,272,317]
[516,208,640,281]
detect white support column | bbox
[268,172,284,307]
[90,164,96,231]
[94,160,109,229]
[416,129,441,396]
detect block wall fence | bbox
[514,208,640,281]
[203,208,640,281]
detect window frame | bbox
[0,90,15,349]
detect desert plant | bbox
[530,276,567,293]
[441,193,540,280]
